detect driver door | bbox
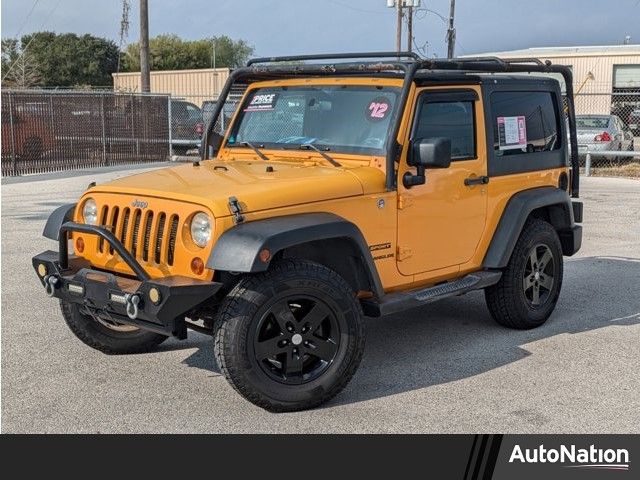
[397,86,488,276]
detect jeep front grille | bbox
[96,205,179,267]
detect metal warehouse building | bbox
[471,45,640,118]
[112,68,231,107]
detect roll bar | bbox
[202,54,579,198]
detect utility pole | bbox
[139,0,151,92]
[446,0,456,59]
[396,1,403,53]
[406,4,413,52]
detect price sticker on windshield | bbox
[366,97,392,122]
[245,93,279,112]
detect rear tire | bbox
[485,219,563,329]
[214,259,365,412]
[60,300,168,354]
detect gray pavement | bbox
[1,166,639,433]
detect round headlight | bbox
[190,212,212,247]
[82,198,98,225]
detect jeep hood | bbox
[90,160,383,217]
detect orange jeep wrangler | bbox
[33,52,583,412]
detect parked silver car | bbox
[575,114,634,158]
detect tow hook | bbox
[44,275,60,297]
[125,293,141,320]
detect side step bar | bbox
[361,271,502,317]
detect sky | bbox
[1,0,639,58]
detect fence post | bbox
[8,92,17,176]
[585,149,591,177]
[100,93,108,166]
[167,95,173,158]
[130,93,139,157]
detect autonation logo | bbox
[509,444,630,471]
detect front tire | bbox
[485,219,563,329]
[60,300,168,354]
[214,259,365,412]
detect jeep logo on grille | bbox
[131,199,148,209]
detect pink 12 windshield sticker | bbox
[245,93,279,112]
[366,97,392,122]
[497,116,527,150]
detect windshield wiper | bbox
[242,141,269,161]
[300,144,341,167]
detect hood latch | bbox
[228,196,244,224]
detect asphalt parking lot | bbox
[1,166,639,433]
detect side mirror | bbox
[409,137,452,168]
[403,137,451,188]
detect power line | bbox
[412,4,464,57]
[412,37,428,57]
[2,0,63,82]
[12,0,42,39]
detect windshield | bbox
[576,116,610,129]
[227,85,400,155]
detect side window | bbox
[414,99,476,160]
[491,91,560,156]
[186,104,202,121]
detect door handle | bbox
[464,175,489,186]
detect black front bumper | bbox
[32,222,222,339]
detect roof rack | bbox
[246,51,421,66]
[204,54,579,198]
[455,56,547,67]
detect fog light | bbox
[75,236,85,253]
[191,257,205,275]
[37,263,48,277]
[67,283,85,295]
[148,287,161,304]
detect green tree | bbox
[121,34,253,71]
[2,32,119,87]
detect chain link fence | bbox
[3,86,639,177]
[170,85,247,155]
[572,90,640,177]
[1,90,171,176]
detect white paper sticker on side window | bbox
[497,116,527,150]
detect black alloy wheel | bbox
[252,295,341,385]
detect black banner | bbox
[0,434,636,478]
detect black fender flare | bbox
[483,187,576,269]
[43,203,76,241]
[207,212,384,297]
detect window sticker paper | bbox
[497,115,527,150]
